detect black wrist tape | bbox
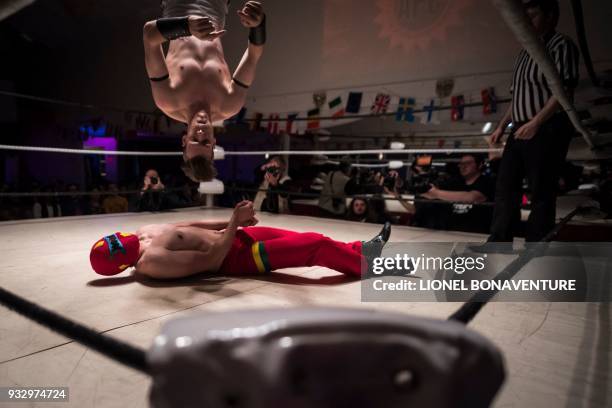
[249,15,266,45]
[156,17,190,40]
[232,77,250,89]
[149,73,170,82]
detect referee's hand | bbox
[490,127,504,145]
[515,120,540,140]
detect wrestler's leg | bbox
[240,226,299,241]
[251,232,364,277]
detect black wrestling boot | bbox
[363,222,391,247]
[362,223,392,275]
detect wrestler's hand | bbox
[238,1,264,27]
[188,16,226,41]
[242,215,259,227]
[232,200,256,226]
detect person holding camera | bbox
[138,169,167,212]
[421,155,492,204]
[253,156,291,214]
[412,155,494,232]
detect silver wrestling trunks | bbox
[162,0,229,30]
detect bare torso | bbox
[154,38,243,123]
[135,223,225,277]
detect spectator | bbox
[318,159,351,217]
[102,183,129,214]
[421,155,493,204]
[347,198,369,222]
[254,156,292,214]
[33,187,62,218]
[412,155,494,232]
[137,169,167,211]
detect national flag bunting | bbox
[328,96,345,118]
[371,93,391,115]
[396,97,416,122]
[481,87,498,115]
[307,108,320,130]
[346,92,363,114]
[267,114,280,135]
[451,95,465,121]
[286,113,298,134]
[421,99,436,125]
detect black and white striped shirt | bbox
[510,31,580,123]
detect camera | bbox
[266,166,281,177]
[383,174,397,190]
[150,177,159,185]
[405,156,443,195]
[409,173,436,195]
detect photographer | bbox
[254,156,292,214]
[421,155,493,204]
[413,155,494,232]
[137,169,167,212]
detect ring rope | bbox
[0,144,182,156]
[448,205,585,324]
[0,286,150,375]
[0,186,188,198]
[0,185,496,207]
[0,144,502,156]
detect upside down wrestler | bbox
[89,201,392,279]
[143,0,266,182]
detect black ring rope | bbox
[448,206,584,324]
[0,185,497,207]
[0,286,150,375]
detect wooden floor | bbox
[0,208,610,407]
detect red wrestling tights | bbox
[219,227,364,277]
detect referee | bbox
[488,0,580,242]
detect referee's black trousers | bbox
[489,114,573,242]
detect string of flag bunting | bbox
[226,87,505,135]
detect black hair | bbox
[524,0,560,28]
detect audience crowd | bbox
[0,156,605,237]
[0,170,202,221]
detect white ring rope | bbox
[0,144,502,157]
[0,144,182,156]
[224,148,501,156]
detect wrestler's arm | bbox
[208,201,256,264]
[172,220,229,230]
[227,2,265,102]
[143,21,175,105]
